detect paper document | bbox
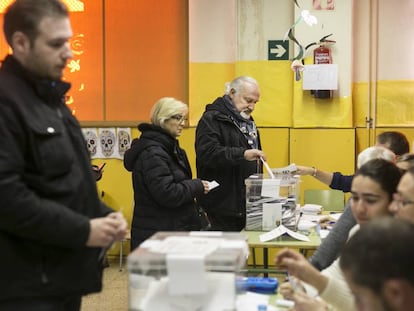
[260,157,275,179]
[259,224,310,242]
[301,204,322,214]
[208,180,219,191]
[271,163,297,174]
[302,64,338,90]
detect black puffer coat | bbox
[124,124,204,249]
[0,55,113,301]
[195,96,261,219]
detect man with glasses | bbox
[195,76,266,231]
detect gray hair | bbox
[224,76,259,95]
[357,146,395,169]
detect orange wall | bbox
[104,0,188,122]
[0,0,188,122]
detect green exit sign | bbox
[268,40,289,60]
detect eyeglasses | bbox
[392,193,414,209]
[170,114,188,123]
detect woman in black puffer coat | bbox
[124,97,210,250]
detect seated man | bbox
[340,217,414,311]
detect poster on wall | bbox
[117,127,132,158]
[98,128,117,159]
[313,0,334,10]
[82,128,99,159]
[82,128,131,159]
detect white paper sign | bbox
[302,64,338,90]
[262,203,282,231]
[261,179,281,198]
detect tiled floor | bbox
[81,258,128,311]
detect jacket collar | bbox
[1,55,71,105]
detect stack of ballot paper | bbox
[301,204,322,215]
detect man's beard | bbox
[240,108,252,119]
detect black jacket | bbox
[124,123,204,249]
[0,55,113,300]
[195,96,261,218]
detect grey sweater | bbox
[309,199,356,270]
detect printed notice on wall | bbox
[302,64,338,90]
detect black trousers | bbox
[0,295,82,311]
[208,213,245,231]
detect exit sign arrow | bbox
[270,45,286,57]
[268,40,289,60]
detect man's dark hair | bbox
[3,0,68,46]
[377,131,410,156]
[340,217,414,293]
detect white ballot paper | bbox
[259,224,310,242]
[271,163,297,174]
[208,180,220,191]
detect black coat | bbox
[124,124,204,249]
[0,55,113,301]
[195,96,262,218]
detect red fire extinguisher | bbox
[309,34,336,99]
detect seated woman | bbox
[309,146,396,270]
[275,158,402,311]
[124,97,210,250]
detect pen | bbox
[99,162,106,172]
[287,271,301,293]
[98,207,125,263]
[295,211,303,231]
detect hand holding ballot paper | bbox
[207,180,220,191]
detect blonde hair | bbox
[357,146,396,169]
[150,97,188,127]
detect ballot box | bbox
[127,231,248,311]
[245,174,300,231]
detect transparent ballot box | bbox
[127,231,248,311]
[245,173,300,231]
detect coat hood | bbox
[123,123,176,171]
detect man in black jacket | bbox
[195,76,266,231]
[0,1,127,310]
